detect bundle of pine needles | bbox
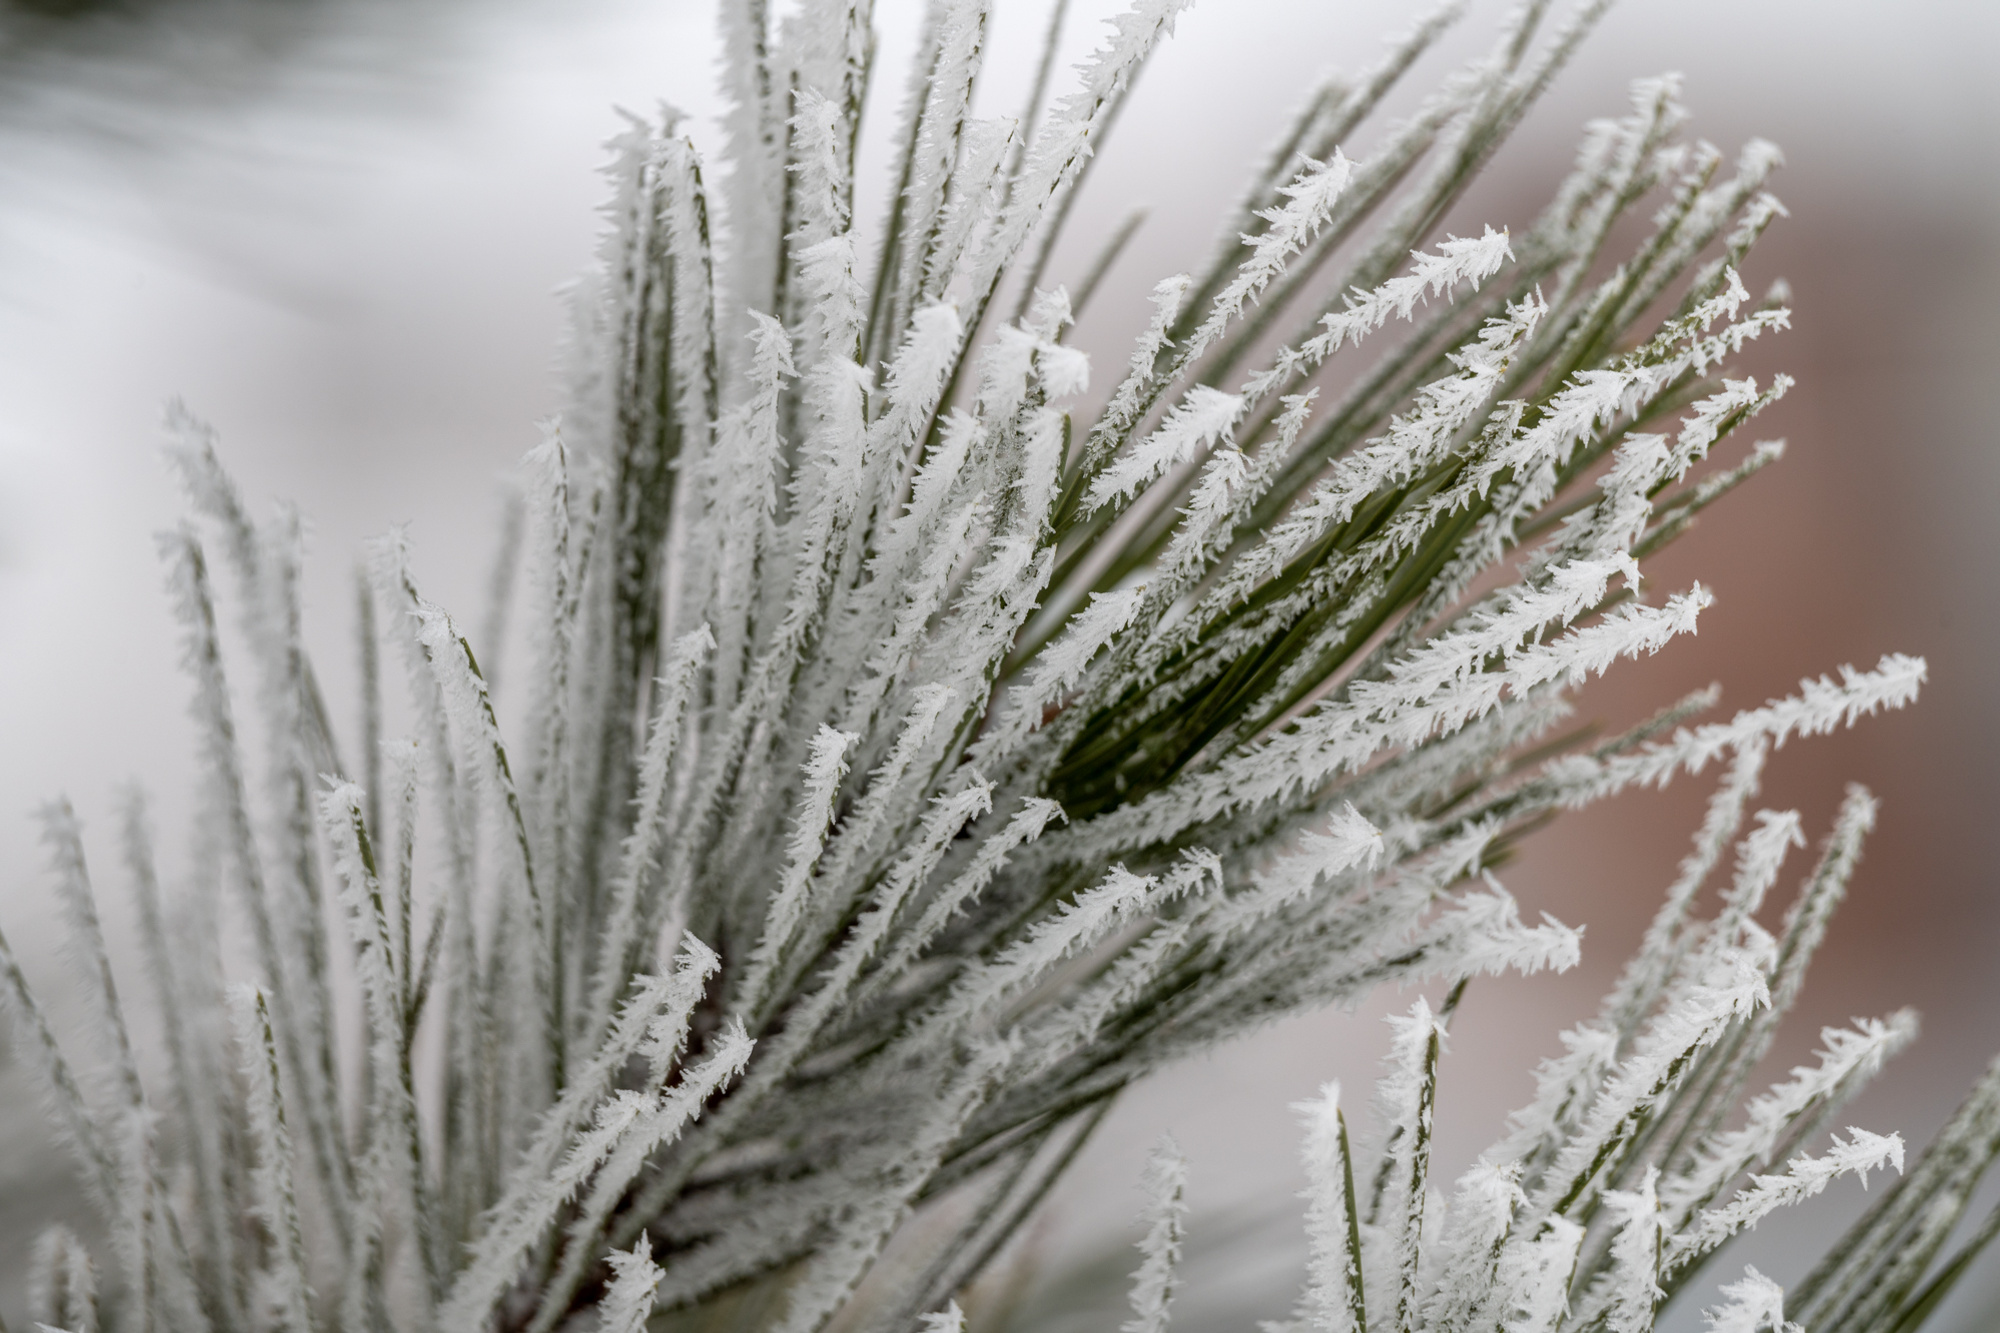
[4,3,1997,1332]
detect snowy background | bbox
[1,0,1996,1327]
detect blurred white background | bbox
[1,1,1996,1328]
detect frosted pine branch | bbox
[3,6,1993,1333]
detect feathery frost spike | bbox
[524,1022,756,1333]
[1666,1128,1906,1276]
[1311,227,1514,359]
[925,116,1017,303]
[1664,1012,1918,1223]
[799,685,957,933]
[1123,1137,1189,1333]
[789,90,849,244]
[1011,406,1071,538]
[440,941,716,1331]
[858,795,1066,1005]
[596,1235,665,1333]
[1767,783,1876,1016]
[1085,386,1243,515]
[738,777,993,1098]
[1092,273,1191,446]
[39,804,151,1250]
[738,725,858,1013]
[888,0,989,334]
[1420,1160,1521,1333]
[585,622,716,1045]
[413,592,556,1097]
[1295,1083,1366,1333]
[41,801,146,1123]
[319,779,431,1322]
[29,1225,99,1333]
[1183,151,1356,361]
[1702,1266,1801,1333]
[1500,1216,1584,1333]
[1159,443,1251,586]
[1528,952,1770,1224]
[0,920,118,1209]
[1603,740,1768,1043]
[1416,880,1582,982]
[1243,805,1385,916]
[1600,1167,1666,1333]
[798,234,865,362]
[1493,1022,1618,1170]
[1374,1001,1442,1333]
[974,586,1146,770]
[914,860,1182,1046]
[1550,655,1927,801]
[978,0,1197,305]
[228,985,314,1333]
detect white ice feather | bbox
[1123,1138,1189,1333]
[1701,1266,1801,1333]
[1084,386,1243,515]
